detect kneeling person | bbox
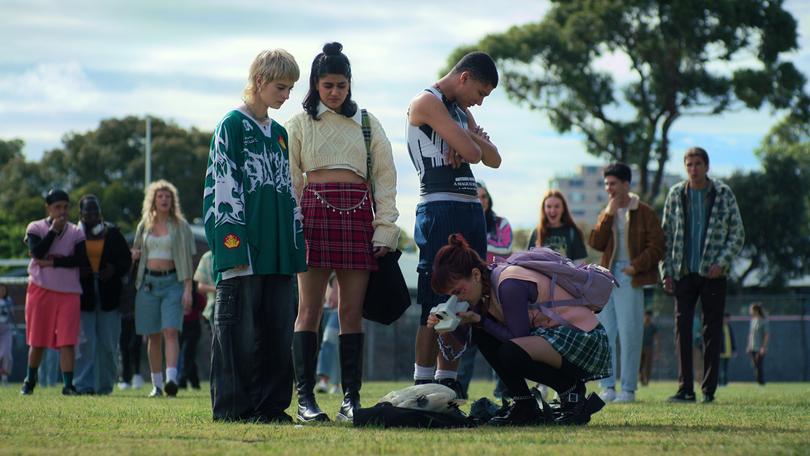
[428,234,611,425]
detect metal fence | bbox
[3,273,809,383]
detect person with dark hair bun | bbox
[428,233,610,426]
[286,42,399,423]
[406,50,501,399]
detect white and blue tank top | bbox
[407,87,478,202]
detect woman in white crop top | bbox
[131,180,195,398]
[286,42,399,424]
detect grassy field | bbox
[1,381,808,455]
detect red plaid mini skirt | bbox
[301,182,378,271]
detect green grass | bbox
[1,381,808,455]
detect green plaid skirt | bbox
[530,323,612,381]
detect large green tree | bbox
[448,0,809,200]
[0,117,211,247]
[727,117,810,288]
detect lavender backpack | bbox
[490,247,617,328]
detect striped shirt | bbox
[407,87,477,201]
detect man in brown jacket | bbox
[588,163,664,403]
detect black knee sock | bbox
[498,341,580,398]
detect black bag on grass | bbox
[353,402,474,429]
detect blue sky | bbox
[2,0,809,231]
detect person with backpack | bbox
[529,190,588,263]
[588,163,664,403]
[428,234,612,426]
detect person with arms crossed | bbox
[407,51,501,397]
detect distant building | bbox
[549,164,680,226]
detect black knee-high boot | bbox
[337,333,363,422]
[292,331,329,422]
[487,341,548,426]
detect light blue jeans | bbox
[316,308,340,383]
[598,260,644,393]
[75,306,121,395]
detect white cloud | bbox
[1,0,809,230]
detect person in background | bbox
[315,274,340,394]
[589,163,665,403]
[178,283,204,390]
[117,279,144,391]
[193,250,216,328]
[747,303,768,386]
[529,190,588,262]
[639,310,658,386]
[662,147,744,404]
[132,180,196,398]
[74,195,132,395]
[457,181,513,399]
[287,42,399,423]
[718,312,736,386]
[477,181,512,263]
[21,189,86,396]
[0,284,14,386]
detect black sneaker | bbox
[62,385,79,396]
[702,393,715,404]
[164,380,178,397]
[667,390,696,403]
[438,378,468,400]
[149,386,163,397]
[20,381,35,396]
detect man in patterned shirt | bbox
[661,147,744,404]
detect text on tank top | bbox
[407,87,477,198]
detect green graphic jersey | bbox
[203,108,306,281]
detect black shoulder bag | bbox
[360,109,411,325]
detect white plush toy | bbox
[380,383,464,412]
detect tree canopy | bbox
[448,0,809,200]
[727,116,810,289]
[0,117,210,258]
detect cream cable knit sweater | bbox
[286,108,400,249]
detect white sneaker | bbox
[599,388,617,402]
[132,374,145,390]
[118,382,131,390]
[315,378,329,393]
[613,391,636,403]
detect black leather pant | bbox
[210,274,295,421]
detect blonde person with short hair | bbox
[203,49,306,423]
[131,180,195,398]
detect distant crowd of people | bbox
[8,42,770,428]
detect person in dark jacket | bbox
[73,195,132,395]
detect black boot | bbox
[555,382,603,425]
[292,332,329,423]
[488,396,547,426]
[336,333,363,422]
